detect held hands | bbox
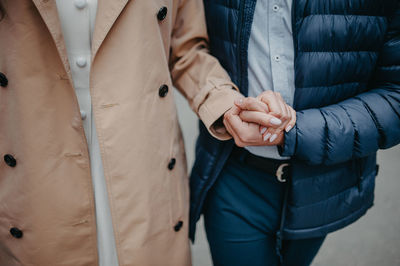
[223,91,296,147]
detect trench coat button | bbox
[74,0,87,9]
[159,84,169,97]
[168,158,176,170]
[4,154,17,167]
[174,221,183,232]
[76,57,87,68]
[10,227,23,238]
[0,72,8,87]
[80,110,87,120]
[157,6,168,21]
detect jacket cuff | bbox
[197,82,243,140]
[278,123,297,157]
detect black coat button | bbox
[159,84,169,97]
[10,227,23,238]
[174,221,183,232]
[157,6,168,21]
[168,158,176,170]
[0,72,8,87]
[4,154,17,167]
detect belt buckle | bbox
[276,163,290,183]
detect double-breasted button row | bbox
[4,154,17,167]
[0,72,8,87]
[10,227,23,238]
[157,6,168,21]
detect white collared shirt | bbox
[246,0,295,159]
[55,1,119,265]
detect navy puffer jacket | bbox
[190,0,400,241]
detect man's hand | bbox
[223,92,296,147]
[223,103,285,147]
[237,92,296,142]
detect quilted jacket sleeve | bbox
[281,6,400,165]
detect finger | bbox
[230,104,241,115]
[225,110,249,145]
[263,106,296,142]
[223,115,244,147]
[270,93,292,132]
[239,111,283,128]
[282,104,292,127]
[267,128,282,143]
[260,125,268,135]
[234,97,269,113]
[223,115,235,136]
[262,127,274,142]
[224,109,242,135]
[262,125,285,143]
[228,114,251,142]
[227,112,265,145]
[276,94,290,123]
[274,104,291,131]
[258,91,283,118]
[261,126,284,143]
[285,106,296,132]
[268,131,285,145]
[223,105,241,129]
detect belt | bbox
[231,146,291,182]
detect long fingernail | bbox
[260,127,267,134]
[269,134,278,143]
[234,98,244,105]
[264,133,272,141]
[285,125,292,132]
[270,117,282,125]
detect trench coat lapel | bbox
[31,0,130,82]
[91,0,130,61]
[31,0,73,84]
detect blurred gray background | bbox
[173,90,400,266]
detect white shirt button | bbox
[80,110,87,120]
[273,5,280,12]
[74,0,87,9]
[274,55,281,62]
[76,57,87,68]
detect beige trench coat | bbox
[0,0,241,265]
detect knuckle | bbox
[261,117,269,126]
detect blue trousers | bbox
[203,152,325,266]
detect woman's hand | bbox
[236,91,296,143]
[223,104,285,147]
[223,91,296,147]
